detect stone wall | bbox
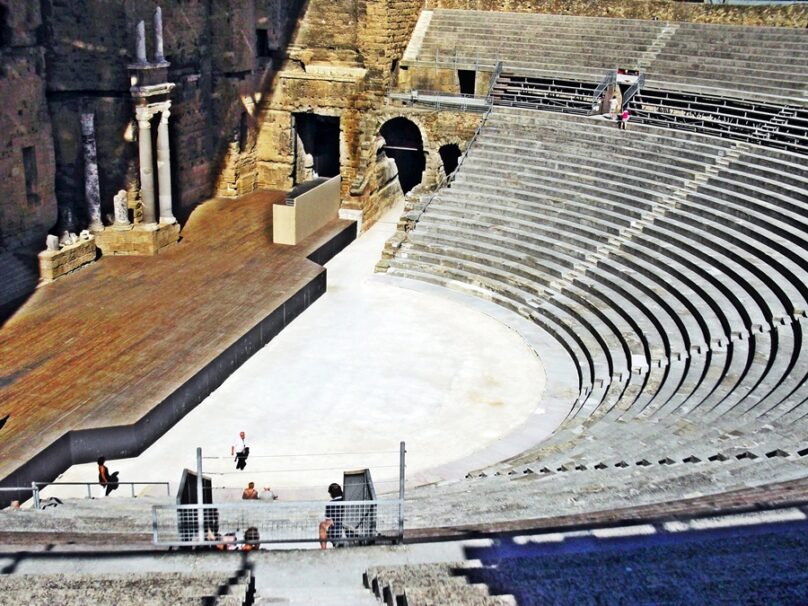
[0,0,56,252]
[357,108,483,224]
[41,0,258,228]
[425,0,808,27]
[254,0,425,229]
[0,0,306,307]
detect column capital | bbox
[135,106,155,123]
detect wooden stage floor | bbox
[0,190,355,493]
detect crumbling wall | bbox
[425,0,808,27]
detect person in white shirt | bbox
[231,431,249,470]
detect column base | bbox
[95,222,180,256]
[159,216,177,225]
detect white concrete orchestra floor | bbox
[45,201,569,503]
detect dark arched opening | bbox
[379,118,425,194]
[0,5,11,48]
[439,144,461,177]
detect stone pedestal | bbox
[94,221,180,256]
[39,237,97,281]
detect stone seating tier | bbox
[412,9,808,103]
[386,107,808,512]
[0,571,253,606]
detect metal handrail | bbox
[409,102,495,226]
[486,61,504,104]
[593,69,617,104]
[2,481,172,510]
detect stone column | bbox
[80,113,104,231]
[154,7,165,63]
[136,21,147,64]
[156,106,175,224]
[136,109,157,224]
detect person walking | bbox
[619,108,630,130]
[232,431,249,470]
[97,457,119,496]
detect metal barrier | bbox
[388,90,490,113]
[1,481,171,509]
[151,499,404,547]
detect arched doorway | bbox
[439,144,461,177]
[379,118,425,194]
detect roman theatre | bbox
[1,1,808,603]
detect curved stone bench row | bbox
[400,200,792,428]
[388,108,808,493]
[403,448,808,527]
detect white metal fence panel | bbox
[152,499,404,547]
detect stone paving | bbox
[44,202,563,502]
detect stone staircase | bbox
[402,10,433,63]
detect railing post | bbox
[197,447,205,544]
[398,441,406,542]
[87,483,92,499]
[152,505,160,545]
[31,482,40,510]
[131,483,135,498]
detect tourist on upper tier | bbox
[319,482,345,549]
[97,457,119,496]
[242,481,259,500]
[260,485,279,500]
[619,108,630,130]
[231,431,249,470]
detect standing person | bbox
[318,483,345,549]
[242,481,259,500]
[620,108,630,130]
[232,431,249,470]
[97,457,119,496]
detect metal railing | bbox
[593,69,617,105]
[407,101,494,227]
[622,72,646,109]
[151,499,404,547]
[389,90,490,113]
[1,481,171,510]
[486,61,504,104]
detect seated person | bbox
[242,481,259,500]
[318,483,345,549]
[242,526,260,551]
[260,485,279,500]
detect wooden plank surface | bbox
[0,190,352,481]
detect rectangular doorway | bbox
[293,113,340,183]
